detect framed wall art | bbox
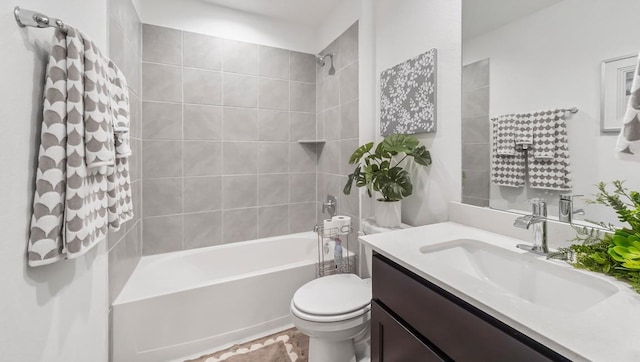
[601,53,638,133]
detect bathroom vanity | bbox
[360,215,640,362]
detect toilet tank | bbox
[358,217,412,278]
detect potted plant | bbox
[343,133,432,227]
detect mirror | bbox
[461,0,640,227]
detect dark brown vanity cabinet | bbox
[371,254,570,362]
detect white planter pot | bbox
[375,200,401,228]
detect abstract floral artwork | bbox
[380,48,437,136]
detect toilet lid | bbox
[293,274,371,316]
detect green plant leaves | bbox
[342,133,431,201]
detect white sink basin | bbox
[419,239,618,313]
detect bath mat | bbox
[186,328,309,362]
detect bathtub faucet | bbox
[322,195,337,217]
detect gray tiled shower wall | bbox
[106,0,143,305]
[141,24,319,255]
[316,22,360,234]
[461,59,490,207]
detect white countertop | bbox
[359,221,640,362]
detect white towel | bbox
[616,52,640,160]
[491,117,526,187]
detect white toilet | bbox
[290,273,372,362]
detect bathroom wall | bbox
[141,25,318,254]
[106,0,143,306]
[463,0,640,225]
[461,59,490,207]
[0,1,109,361]
[374,0,463,225]
[136,0,317,53]
[316,22,361,232]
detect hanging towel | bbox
[491,117,526,187]
[531,109,564,159]
[527,111,572,190]
[106,60,133,231]
[29,28,131,266]
[514,113,533,150]
[494,114,517,156]
[616,52,640,160]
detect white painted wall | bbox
[137,0,318,53]
[374,0,462,226]
[464,0,640,225]
[0,1,109,361]
[315,0,360,53]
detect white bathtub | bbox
[112,232,321,362]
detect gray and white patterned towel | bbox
[494,114,517,156]
[616,52,640,160]
[29,28,132,266]
[514,113,533,150]
[491,117,526,187]
[528,110,572,190]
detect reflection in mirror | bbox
[461,0,640,227]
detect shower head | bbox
[316,53,335,75]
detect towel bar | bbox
[14,6,68,33]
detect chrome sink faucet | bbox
[514,198,548,255]
[558,194,585,223]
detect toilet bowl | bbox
[290,274,372,362]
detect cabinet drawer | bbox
[373,254,562,362]
[371,301,444,362]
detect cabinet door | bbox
[371,301,444,362]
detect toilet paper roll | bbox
[322,219,337,238]
[332,215,351,235]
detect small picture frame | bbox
[601,53,638,133]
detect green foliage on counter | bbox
[562,181,640,293]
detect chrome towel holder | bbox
[14,6,68,33]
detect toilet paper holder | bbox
[314,215,354,277]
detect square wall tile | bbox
[338,22,358,67]
[290,51,316,83]
[318,141,339,174]
[183,141,223,176]
[142,24,181,65]
[461,143,490,172]
[184,105,222,140]
[290,82,316,112]
[290,143,317,173]
[258,205,289,238]
[324,75,340,109]
[290,173,316,203]
[258,46,289,79]
[462,116,490,144]
[317,173,341,203]
[340,100,358,139]
[223,73,257,108]
[340,139,359,176]
[142,101,182,140]
[223,142,257,175]
[258,78,289,110]
[183,69,222,105]
[258,110,289,141]
[223,208,258,243]
[339,175,359,216]
[129,138,141,182]
[143,178,182,217]
[142,216,182,255]
[462,58,490,91]
[222,175,258,209]
[258,174,289,206]
[223,108,258,141]
[143,140,182,178]
[339,61,358,104]
[462,170,490,199]
[290,112,316,141]
[258,143,289,174]
[323,107,340,141]
[142,63,181,102]
[183,211,223,249]
[129,93,141,138]
[223,39,257,75]
[290,202,317,233]
[462,87,489,118]
[183,31,223,70]
[184,176,222,212]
